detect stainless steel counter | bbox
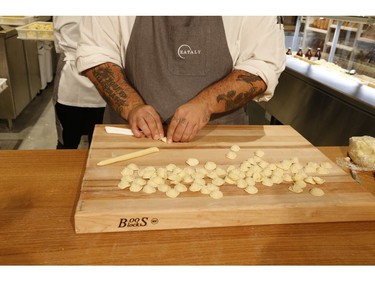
[264,56,375,146]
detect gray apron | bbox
[104,16,248,125]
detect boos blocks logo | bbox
[118,217,159,228]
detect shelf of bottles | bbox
[290,16,375,79]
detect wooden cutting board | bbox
[74,125,375,233]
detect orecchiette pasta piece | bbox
[262,169,272,177]
[261,178,273,187]
[182,175,194,184]
[143,185,157,194]
[313,176,326,184]
[133,178,146,186]
[127,163,139,171]
[207,171,218,179]
[212,177,225,186]
[121,167,134,176]
[230,144,241,152]
[245,177,256,186]
[210,190,223,199]
[157,183,170,193]
[118,181,130,189]
[294,180,307,188]
[121,175,134,183]
[288,185,303,194]
[255,150,265,157]
[194,178,206,186]
[258,161,269,169]
[304,176,316,185]
[185,158,199,166]
[195,167,208,176]
[271,175,283,184]
[226,151,237,160]
[200,187,211,195]
[224,176,236,185]
[204,161,216,171]
[293,173,306,181]
[215,167,227,178]
[175,183,188,192]
[244,186,258,194]
[166,188,180,198]
[130,183,143,192]
[156,167,168,179]
[166,163,177,172]
[207,183,220,192]
[236,179,247,189]
[146,180,158,188]
[189,183,203,192]
[310,187,325,196]
[282,174,293,182]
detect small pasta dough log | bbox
[97,147,159,166]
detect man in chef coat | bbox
[76,16,285,143]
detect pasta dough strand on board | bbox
[97,147,159,166]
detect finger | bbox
[180,122,195,142]
[186,123,199,142]
[143,113,163,140]
[137,118,152,138]
[172,118,188,142]
[130,122,145,138]
[166,116,179,143]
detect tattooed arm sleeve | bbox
[190,69,267,115]
[83,62,145,120]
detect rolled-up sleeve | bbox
[225,16,286,102]
[76,16,134,73]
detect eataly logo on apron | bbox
[177,44,202,59]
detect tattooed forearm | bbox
[217,88,258,111]
[84,62,145,120]
[91,65,128,116]
[216,73,266,111]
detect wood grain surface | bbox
[75,125,375,233]
[0,144,374,265]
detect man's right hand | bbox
[128,104,164,140]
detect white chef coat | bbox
[53,16,106,107]
[76,16,286,102]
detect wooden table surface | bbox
[0,147,374,265]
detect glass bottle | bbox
[305,47,313,60]
[314,48,321,60]
[296,48,303,57]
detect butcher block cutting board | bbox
[74,125,375,233]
